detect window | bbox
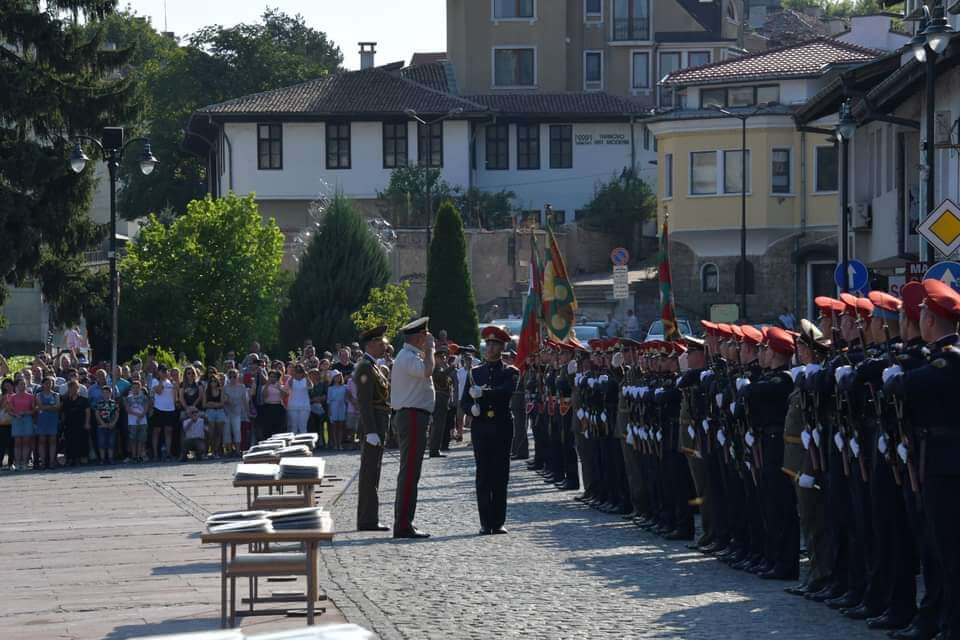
[325,122,350,169]
[613,0,650,40]
[549,124,572,169]
[701,88,726,109]
[723,150,750,194]
[691,151,717,195]
[688,51,710,68]
[417,122,443,168]
[757,84,780,105]
[728,86,755,107]
[517,124,540,170]
[631,51,649,89]
[771,148,791,194]
[486,124,509,170]
[815,145,839,192]
[382,122,407,169]
[585,0,602,21]
[701,263,719,292]
[659,52,681,108]
[257,124,282,170]
[494,48,535,87]
[584,51,603,90]
[735,259,755,295]
[664,153,673,198]
[493,0,534,19]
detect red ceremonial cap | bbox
[481,325,511,344]
[900,281,924,323]
[588,338,604,351]
[921,278,960,321]
[729,324,745,340]
[766,327,796,356]
[700,320,718,335]
[715,323,733,339]
[447,342,460,355]
[740,325,764,346]
[868,291,902,313]
[568,337,589,352]
[839,293,874,318]
[671,341,688,354]
[814,296,845,314]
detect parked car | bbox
[643,319,694,342]
[571,324,600,341]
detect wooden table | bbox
[201,527,334,628]
[233,472,326,510]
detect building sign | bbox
[575,133,630,146]
[906,261,930,282]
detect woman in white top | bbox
[285,363,313,434]
[151,366,178,461]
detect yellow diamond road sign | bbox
[919,199,960,257]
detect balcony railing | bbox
[612,17,649,41]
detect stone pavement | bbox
[1,444,892,640]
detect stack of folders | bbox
[234,463,279,481]
[266,507,330,530]
[278,458,325,480]
[276,444,312,458]
[242,450,279,462]
[206,510,274,533]
[248,441,283,453]
[290,433,319,448]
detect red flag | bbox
[658,217,682,341]
[515,235,543,373]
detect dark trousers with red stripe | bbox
[393,408,430,534]
[472,418,514,530]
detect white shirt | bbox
[287,377,310,408]
[153,379,176,411]
[390,344,435,412]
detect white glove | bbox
[715,393,724,409]
[702,419,710,433]
[729,402,737,415]
[834,365,854,385]
[882,365,903,386]
[575,373,583,385]
[801,430,811,450]
[798,474,816,489]
[655,430,663,442]
[470,404,481,417]
[365,433,381,447]
[812,427,822,447]
[600,411,608,423]
[700,370,713,382]
[717,430,726,446]
[897,442,909,464]
[567,360,578,375]
[687,426,696,440]
[850,437,860,459]
[626,430,635,445]
[834,432,845,452]
[736,377,751,392]
[576,409,585,420]
[469,385,484,399]
[744,431,755,447]
[877,433,888,455]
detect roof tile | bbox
[462,92,647,115]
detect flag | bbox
[658,217,682,341]
[515,236,543,373]
[542,226,577,341]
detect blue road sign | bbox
[924,261,960,293]
[834,260,869,292]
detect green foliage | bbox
[119,193,286,359]
[0,1,140,321]
[456,187,517,230]
[4,355,34,375]
[351,282,416,341]
[421,202,480,346]
[132,345,178,370]
[280,195,390,351]
[780,0,885,16]
[581,167,656,242]
[96,8,343,220]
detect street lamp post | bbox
[70,127,158,385]
[709,103,779,321]
[403,108,463,266]
[835,100,858,293]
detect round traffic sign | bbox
[610,247,630,266]
[834,260,869,293]
[924,260,960,292]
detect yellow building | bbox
[646,37,884,321]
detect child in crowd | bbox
[94,385,118,464]
[9,378,35,470]
[326,372,347,451]
[181,406,206,462]
[125,380,149,463]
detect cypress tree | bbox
[280,195,390,350]
[422,201,480,347]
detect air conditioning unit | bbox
[852,202,872,230]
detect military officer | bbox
[428,342,452,458]
[355,325,392,532]
[510,348,529,460]
[462,325,520,535]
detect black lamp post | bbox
[835,100,857,293]
[70,127,158,384]
[709,102,779,321]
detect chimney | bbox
[359,42,377,70]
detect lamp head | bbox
[836,100,857,141]
[69,142,89,174]
[911,16,930,62]
[923,4,954,55]
[139,141,158,176]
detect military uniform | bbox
[355,328,392,531]
[429,356,452,456]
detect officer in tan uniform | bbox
[355,325,392,531]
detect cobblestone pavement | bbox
[317,442,888,640]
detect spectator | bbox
[0,378,13,469]
[9,378,35,470]
[151,366,178,462]
[778,306,797,330]
[286,363,312,435]
[326,371,347,451]
[61,380,90,466]
[34,376,60,470]
[203,375,226,458]
[180,406,206,462]
[125,380,149,463]
[604,312,623,338]
[260,370,288,438]
[180,366,202,418]
[308,368,327,448]
[345,373,360,449]
[625,309,641,340]
[333,349,354,377]
[223,369,247,457]
[94,385,119,464]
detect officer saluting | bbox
[462,325,520,535]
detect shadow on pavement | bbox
[151,561,221,575]
[104,617,218,639]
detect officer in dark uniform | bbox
[510,348,529,460]
[429,342,452,458]
[555,342,580,490]
[354,325,391,531]
[461,325,520,535]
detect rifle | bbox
[831,318,853,478]
[883,323,920,493]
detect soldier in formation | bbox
[519,279,959,640]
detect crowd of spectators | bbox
[0,339,392,471]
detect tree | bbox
[421,201,480,347]
[581,168,656,261]
[119,193,285,359]
[0,1,140,321]
[102,8,343,221]
[456,187,518,230]
[280,195,390,350]
[780,0,884,17]
[351,282,416,342]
